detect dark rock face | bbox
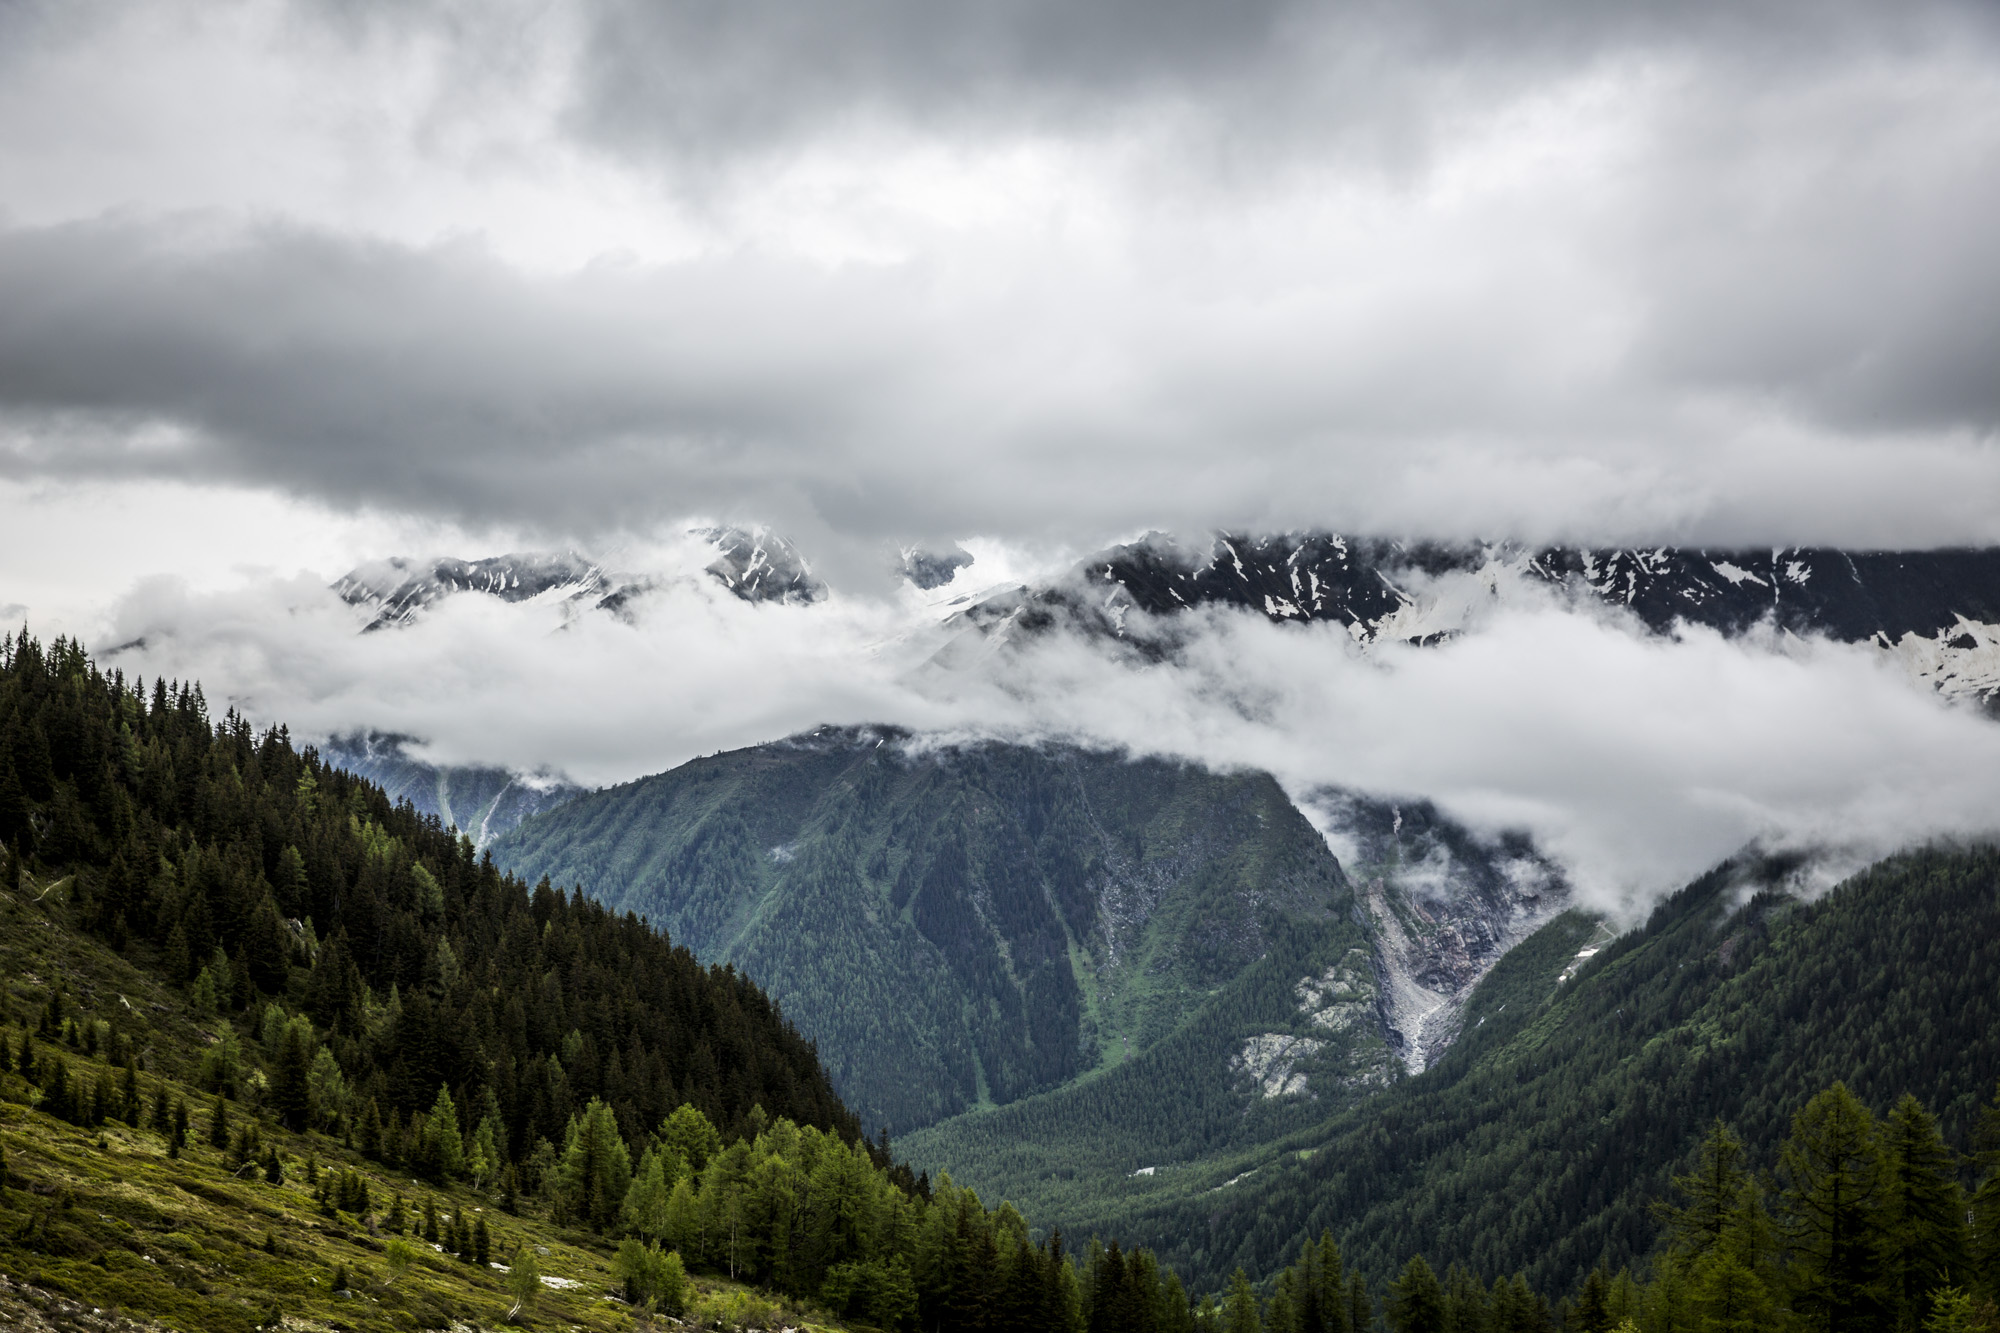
[332,527,826,630]
[1304,790,1568,1070]
[1074,534,2000,643]
[333,551,621,630]
[1530,546,2000,642]
[699,527,828,605]
[900,545,976,591]
[958,532,2000,703]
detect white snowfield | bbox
[1883,617,2000,705]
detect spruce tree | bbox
[1779,1082,1890,1331]
[1658,1119,1749,1261]
[621,1148,673,1243]
[1878,1093,1970,1327]
[1225,1269,1262,1333]
[359,1098,384,1161]
[556,1098,632,1233]
[1387,1257,1446,1333]
[1970,1079,2000,1303]
[207,1093,230,1150]
[119,1057,139,1124]
[426,1084,466,1180]
[272,1026,311,1131]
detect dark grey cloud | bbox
[558,0,1995,164]
[2,0,1999,558]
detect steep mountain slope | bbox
[0,632,863,1152]
[318,732,585,846]
[971,533,2000,706]
[0,633,1191,1333]
[1300,790,1564,1071]
[491,729,1356,1131]
[489,732,1569,1143]
[940,843,2000,1297]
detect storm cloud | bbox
[0,0,1997,554]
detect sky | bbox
[4,0,2000,908]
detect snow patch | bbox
[1709,560,1766,588]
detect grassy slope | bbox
[0,870,842,1333]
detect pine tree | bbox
[1879,1093,1970,1328]
[1968,1080,2000,1304]
[426,1084,466,1180]
[1387,1256,1446,1333]
[621,1147,673,1242]
[556,1098,632,1233]
[41,1055,74,1122]
[207,1093,230,1150]
[359,1098,384,1161]
[1441,1264,1487,1333]
[1659,1119,1750,1263]
[272,1026,310,1131]
[1352,1273,1381,1333]
[1779,1082,1890,1331]
[1225,1269,1262,1333]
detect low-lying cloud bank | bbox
[88,558,2000,918]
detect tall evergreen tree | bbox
[1778,1082,1890,1332]
[1225,1269,1262,1333]
[621,1147,673,1243]
[557,1098,632,1232]
[1878,1093,1970,1330]
[426,1084,466,1180]
[272,1026,311,1131]
[1387,1257,1446,1333]
[1658,1120,1750,1262]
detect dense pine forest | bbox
[0,630,862,1152]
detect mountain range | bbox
[969,533,2000,708]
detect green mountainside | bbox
[489,729,1397,1135]
[0,634,1213,1333]
[918,845,2000,1300]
